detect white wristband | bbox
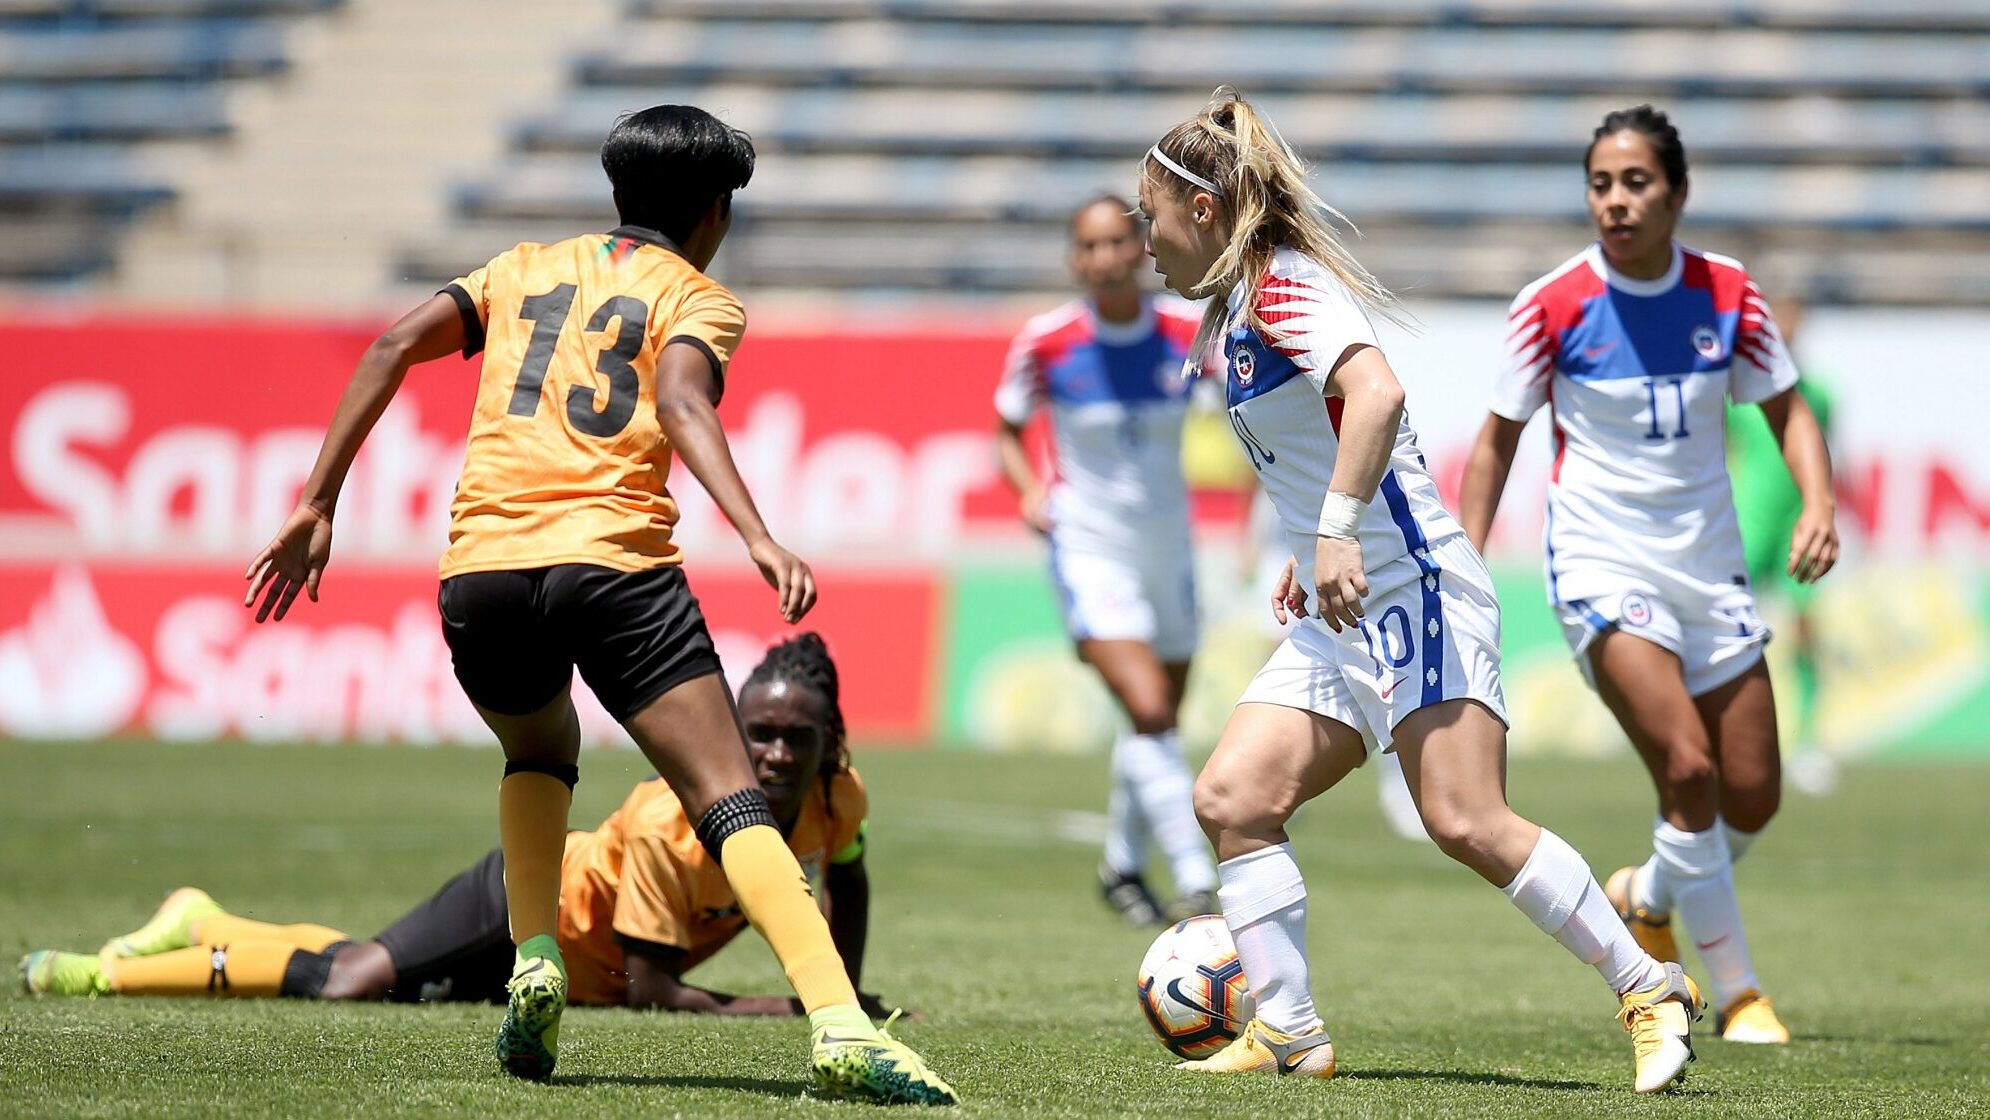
[1316,491,1368,539]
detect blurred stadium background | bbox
[4,0,1989,764]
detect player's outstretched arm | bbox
[825,853,914,1021]
[1460,413,1528,554]
[1758,386,1839,582]
[655,342,815,623]
[624,950,802,1016]
[244,294,465,622]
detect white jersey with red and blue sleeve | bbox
[1219,248,1466,598]
[993,294,1201,554]
[1220,248,1506,751]
[1492,242,1799,598]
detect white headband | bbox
[1147,145,1224,197]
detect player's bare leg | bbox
[623,671,954,1105]
[1395,697,1696,1092]
[1178,702,1364,1077]
[1080,640,1213,923]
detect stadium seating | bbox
[0,0,342,279]
[399,0,1990,304]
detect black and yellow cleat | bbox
[494,946,565,1082]
[810,1008,957,1105]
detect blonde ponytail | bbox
[1144,86,1400,362]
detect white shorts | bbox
[1238,536,1508,757]
[1048,537,1200,663]
[1556,564,1770,696]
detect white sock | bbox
[1653,821,1759,1005]
[1502,829,1667,996]
[1119,730,1217,894]
[1102,734,1145,878]
[1723,818,1760,863]
[1216,844,1318,1033]
[1632,817,1674,914]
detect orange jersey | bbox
[556,769,868,1007]
[437,226,746,579]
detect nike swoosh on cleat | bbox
[815,1034,884,1050]
[1273,1034,1331,1075]
[1164,978,1235,1024]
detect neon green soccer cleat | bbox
[20,950,110,997]
[811,1009,958,1105]
[495,949,566,1082]
[101,887,224,959]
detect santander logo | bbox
[0,565,147,737]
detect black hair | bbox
[1071,192,1140,239]
[742,632,848,811]
[1587,104,1688,189]
[600,105,755,244]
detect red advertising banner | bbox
[0,560,937,744]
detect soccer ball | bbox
[1135,914,1255,1059]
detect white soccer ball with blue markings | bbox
[1135,914,1255,1059]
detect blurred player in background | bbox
[993,195,1218,925]
[236,106,952,1102]
[1461,106,1837,1046]
[1144,88,1698,1094]
[1728,296,1839,795]
[24,636,916,1020]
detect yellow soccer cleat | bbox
[494,947,566,1082]
[811,1009,958,1106]
[1175,1018,1336,1079]
[1717,990,1791,1044]
[20,950,110,997]
[1618,961,1702,1094]
[100,887,224,960]
[1604,866,1679,964]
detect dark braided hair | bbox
[743,632,849,811]
[1587,104,1688,189]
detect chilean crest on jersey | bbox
[1232,341,1257,386]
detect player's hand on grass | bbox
[749,538,816,623]
[1789,503,1839,584]
[1271,556,1309,623]
[1019,486,1053,535]
[1313,535,1368,632]
[244,502,333,623]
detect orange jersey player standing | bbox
[235,105,954,1104]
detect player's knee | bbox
[1660,740,1718,797]
[1724,782,1780,833]
[1417,802,1498,869]
[1125,702,1176,738]
[317,942,395,1001]
[1192,768,1288,844]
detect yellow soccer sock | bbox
[719,823,859,1013]
[499,770,572,946]
[193,915,349,953]
[107,941,297,998]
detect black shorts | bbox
[438,563,723,722]
[372,847,514,1004]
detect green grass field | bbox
[3,741,1987,1119]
